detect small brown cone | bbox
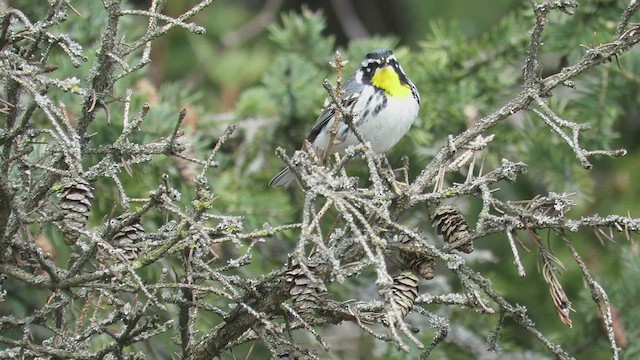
[59,178,93,245]
[432,205,473,253]
[389,271,420,319]
[285,262,327,316]
[401,253,435,280]
[111,218,145,260]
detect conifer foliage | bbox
[1,1,639,359]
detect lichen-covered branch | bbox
[1,1,639,359]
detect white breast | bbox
[313,86,420,154]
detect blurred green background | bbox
[6,0,640,358]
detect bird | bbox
[269,48,420,188]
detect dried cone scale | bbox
[59,178,93,245]
[432,204,473,253]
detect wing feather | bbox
[306,76,362,143]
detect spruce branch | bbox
[407,18,640,205]
[2,1,640,359]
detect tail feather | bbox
[269,167,297,188]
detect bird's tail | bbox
[269,167,297,188]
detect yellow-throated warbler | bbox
[270,48,420,188]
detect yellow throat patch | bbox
[370,66,411,98]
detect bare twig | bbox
[2,1,640,360]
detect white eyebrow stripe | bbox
[362,58,383,67]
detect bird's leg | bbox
[379,155,408,195]
[392,155,411,187]
[332,152,350,179]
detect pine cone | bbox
[285,262,327,315]
[398,231,435,280]
[432,205,473,253]
[402,253,435,280]
[59,178,93,245]
[389,271,419,319]
[111,218,145,260]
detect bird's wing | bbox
[306,76,363,143]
